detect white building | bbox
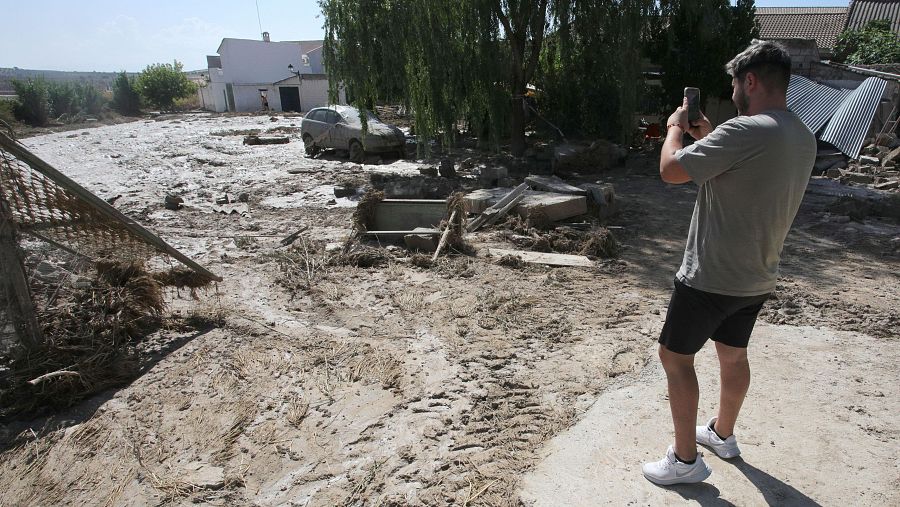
[199,33,345,113]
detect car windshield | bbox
[338,108,380,126]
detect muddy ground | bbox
[0,113,897,506]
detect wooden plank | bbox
[362,229,441,239]
[0,197,43,349]
[373,200,447,231]
[467,183,529,232]
[0,132,222,282]
[489,248,594,267]
[525,175,588,195]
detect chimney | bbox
[262,31,270,42]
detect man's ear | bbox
[744,71,757,92]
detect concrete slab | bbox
[519,323,899,506]
[465,188,587,222]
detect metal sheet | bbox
[820,77,888,159]
[787,75,851,134]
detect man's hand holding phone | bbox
[667,94,712,141]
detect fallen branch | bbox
[432,210,458,262]
[27,370,81,386]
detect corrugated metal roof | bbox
[845,0,900,33]
[756,7,849,50]
[787,75,852,133]
[820,77,888,159]
[757,7,849,15]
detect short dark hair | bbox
[725,39,792,93]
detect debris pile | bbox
[820,135,900,192]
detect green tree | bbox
[76,83,106,115]
[320,0,553,156]
[135,61,197,111]
[537,0,656,144]
[649,0,759,111]
[834,19,900,65]
[11,78,50,126]
[47,81,79,118]
[111,72,141,115]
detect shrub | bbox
[135,61,197,111]
[47,81,80,118]
[77,83,106,116]
[835,19,900,65]
[0,99,16,127]
[111,71,141,116]
[11,78,50,126]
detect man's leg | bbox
[713,341,750,438]
[659,345,699,461]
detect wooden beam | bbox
[467,183,529,232]
[0,132,222,282]
[0,196,43,349]
[488,248,594,267]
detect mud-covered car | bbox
[301,105,406,162]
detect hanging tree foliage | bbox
[320,0,551,156]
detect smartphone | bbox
[684,87,700,123]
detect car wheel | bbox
[303,134,319,157]
[349,140,364,163]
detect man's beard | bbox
[734,89,750,115]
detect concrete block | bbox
[579,183,617,219]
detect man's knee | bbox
[659,344,695,373]
[715,342,749,368]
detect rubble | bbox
[243,135,290,145]
[552,140,626,173]
[819,139,900,193]
[370,173,458,199]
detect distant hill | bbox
[0,68,139,95]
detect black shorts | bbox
[658,278,771,355]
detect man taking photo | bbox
[642,40,817,485]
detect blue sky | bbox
[1,0,851,72]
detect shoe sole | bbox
[697,441,740,459]
[643,468,712,486]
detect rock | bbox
[215,194,232,205]
[825,168,843,179]
[553,140,626,173]
[418,166,438,177]
[334,186,355,198]
[238,192,250,203]
[243,135,289,145]
[270,116,278,122]
[841,173,875,185]
[881,146,900,167]
[875,133,898,148]
[874,180,899,190]
[579,183,618,219]
[439,159,456,178]
[370,172,458,199]
[460,158,475,170]
[164,194,184,210]
[859,155,879,166]
[480,166,508,186]
[404,228,439,252]
[326,198,337,205]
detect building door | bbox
[225,83,235,112]
[279,87,301,113]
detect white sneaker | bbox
[642,445,712,485]
[696,417,741,458]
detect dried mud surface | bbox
[0,113,897,506]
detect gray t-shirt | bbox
[673,109,816,296]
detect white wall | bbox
[219,39,300,85]
[232,84,280,112]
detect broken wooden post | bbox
[432,210,458,262]
[0,196,43,349]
